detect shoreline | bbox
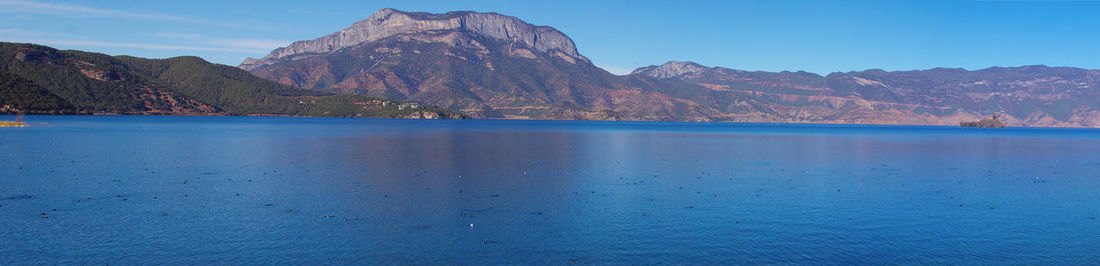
[9,113,1100,129]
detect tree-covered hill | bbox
[0,70,83,114]
[0,42,464,118]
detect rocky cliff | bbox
[240,8,588,71]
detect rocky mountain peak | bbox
[630,61,713,79]
[240,8,588,71]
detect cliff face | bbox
[240,8,588,71]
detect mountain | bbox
[245,8,1100,127]
[244,8,777,121]
[240,8,588,71]
[0,42,463,118]
[631,61,1100,127]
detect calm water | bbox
[1,115,1098,264]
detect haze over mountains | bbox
[240,8,1100,127]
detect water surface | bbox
[1,116,1098,264]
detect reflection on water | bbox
[1,116,1098,264]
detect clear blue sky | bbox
[2,0,1099,75]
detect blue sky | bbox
[2,0,1099,75]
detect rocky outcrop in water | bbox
[960,115,1007,128]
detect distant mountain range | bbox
[3,8,1098,127]
[0,42,463,118]
[630,61,1100,127]
[241,8,1100,127]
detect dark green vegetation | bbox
[0,42,463,118]
[0,71,82,114]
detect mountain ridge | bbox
[630,61,1100,127]
[240,8,587,71]
[635,60,1096,80]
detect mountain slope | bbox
[0,70,82,114]
[0,42,463,118]
[245,9,777,121]
[2,42,216,114]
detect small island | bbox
[0,121,27,127]
[960,114,1006,128]
[0,114,27,127]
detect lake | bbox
[1,115,1098,264]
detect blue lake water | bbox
[1,115,1098,264]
